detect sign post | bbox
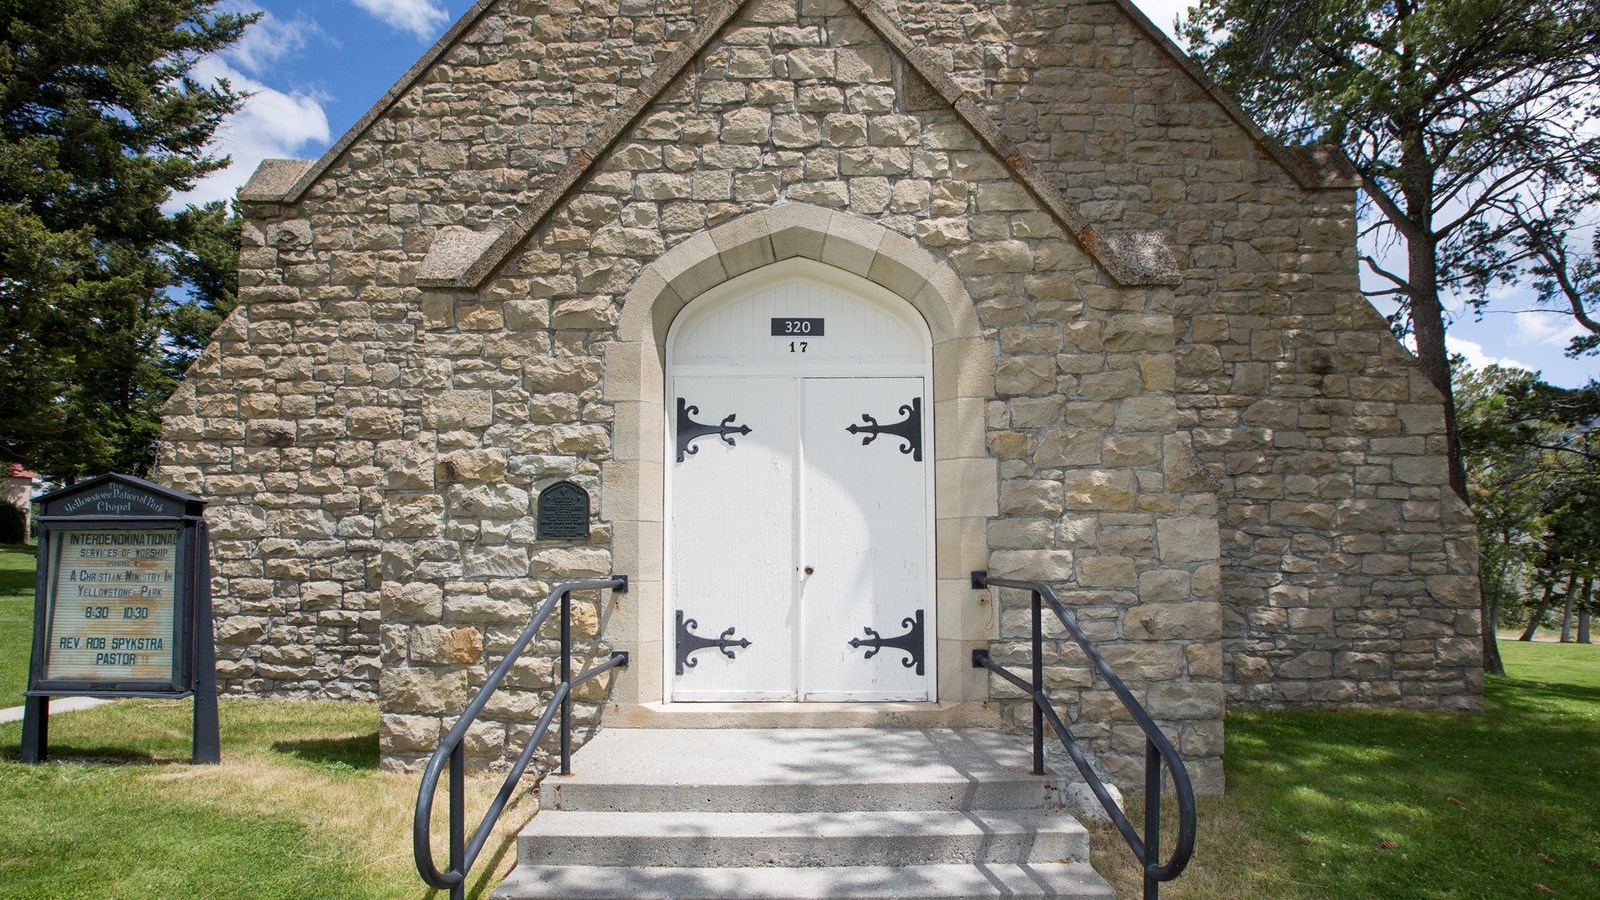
[20,474,219,764]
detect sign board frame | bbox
[20,473,219,764]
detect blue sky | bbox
[181,0,1595,388]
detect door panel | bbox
[669,376,796,700]
[799,377,931,701]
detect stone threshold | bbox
[605,700,996,729]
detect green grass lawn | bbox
[1095,639,1600,899]
[0,544,37,705]
[0,697,527,899]
[2,556,1595,900]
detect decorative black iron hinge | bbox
[848,608,925,675]
[845,397,922,461]
[675,610,752,675]
[676,397,752,462]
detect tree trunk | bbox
[1520,581,1556,640]
[1559,573,1578,642]
[1479,576,1505,675]
[1404,203,1468,504]
[1578,580,1593,644]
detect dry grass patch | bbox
[0,697,538,899]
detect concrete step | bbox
[494,728,1115,900]
[517,809,1090,867]
[493,862,1116,899]
[540,728,1053,813]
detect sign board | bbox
[21,473,219,764]
[44,528,180,683]
[536,480,591,540]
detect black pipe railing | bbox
[971,572,1196,900]
[413,575,629,900]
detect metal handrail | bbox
[413,575,629,900]
[971,572,1196,900]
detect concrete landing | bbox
[539,728,1054,813]
[494,729,1114,900]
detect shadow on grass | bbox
[1490,677,1600,710]
[1,742,168,765]
[1214,675,1600,898]
[272,731,380,771]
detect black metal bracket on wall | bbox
[675,610,752,675]
[676,397,752,462]
[845,397,922,461]
[848,608,925,675]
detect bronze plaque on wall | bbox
[536,481,590,540]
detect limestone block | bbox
[530,547,612,579]
[552,424,609,454]
[721,107,772,143]
[934,456,999,519]
[463,546,529,578]
[1098,644,1184,681]
[1103,434,1161,468]
[999,479,1064,516]
[1277,651,1334,679]
[989,549,1075,581]
[1034,428,1102,468]
[218,616,268,645]
[407,624,481,666]
[1184,643,1223,679]
[525,356,602,393]
[436,450,508,483]
[381,667,469,715]
[1102,314,1175,352]
[951,240,1032,274]
[380,714,442,754]
[1123,602,1222,641]
[1079,370,1141,401]
[425,391,493,430]
[1335,651,1391,678]
[1143,684,1224,721]
[301,581,343,611]
[455,484,530,518]
[789,180,849,207]
[1077,556,1137,588]
[1114,396,1180,432]
[995,355,1055,396]
[1156,517,1218,564]
[1064,470,1136,512]
[1394,456,1446,485]
[1232,655,1272,681]
[552,297,618,330]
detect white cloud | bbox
[168,56,331,209]
[1511,308,1587,350]
[350,0,450,40]
[225,5,318,76]
[1126,0,1194,41]
[1450,336,1531,374]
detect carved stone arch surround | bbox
[601,202,999,721]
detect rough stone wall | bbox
[892,0,1483,708]
[159,0,1480,783]
[408,0,1226,785]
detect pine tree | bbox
[0,0,254,480]
[1183,0,1600,503]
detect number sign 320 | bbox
[770,317,824,336]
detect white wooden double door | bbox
[669,374,932,701]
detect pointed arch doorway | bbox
[665,258,936,702]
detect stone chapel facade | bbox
[159,0,1484,792]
